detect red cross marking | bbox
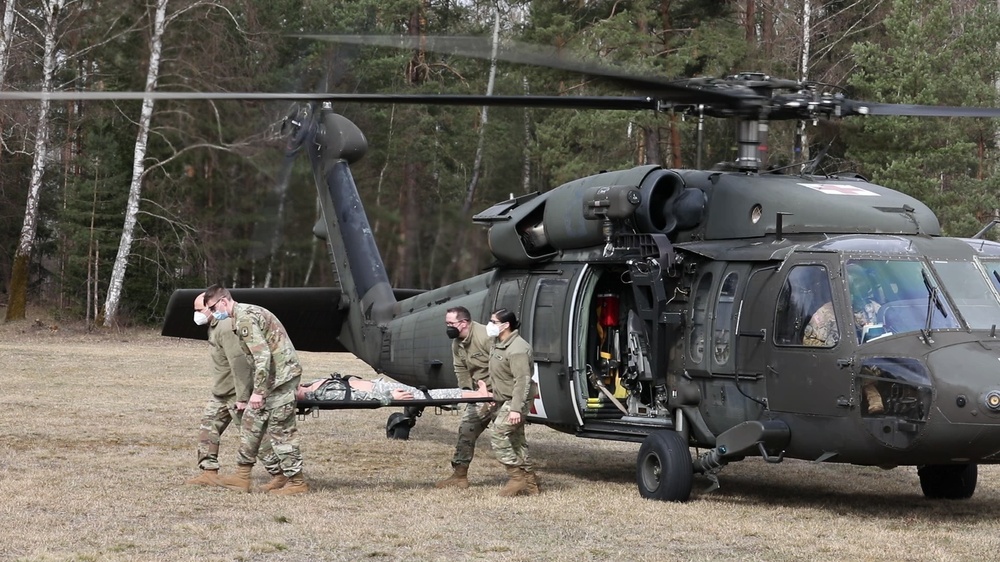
[799,183,880,196]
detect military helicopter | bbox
[142,37,1000,502]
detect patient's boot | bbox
[864,383,884,414]
[435,464,469,489]
[184,469,219,486]
[270,473,309,496]
[256,473,288,493]
[216,464,253,493]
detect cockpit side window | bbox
[775,265,839,347]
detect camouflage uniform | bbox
[231,303,304,478]
[195,317,280,471]
[449,321,494,468]
[803,302,840,347]
[487,330,537,470]
[301,376,466,404]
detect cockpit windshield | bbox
[931,260,1000,329]
[845,259,965,341]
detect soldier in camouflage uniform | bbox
[435,306,494,489]
[184,293,281,487]
[185,293,286,490]
[485,308,540,497]
[803,301,839,347]
[205,285,309,496]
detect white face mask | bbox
[193,311,209,326]
[485,322,502,338]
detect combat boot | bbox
[864,383,885,415]
[524,470,541,496]
[270,473,309,496]
[498,465,528,497]
[184,469,219,486]
[216,464,253,493]
[435,465,470,489]
[256,473,288,493]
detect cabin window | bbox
[689,273,713,363]
[494,277,524,316]
[531,278,567,361]
[774,265,839,347]
[714,272,739,365]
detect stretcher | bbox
[296,394,494,440]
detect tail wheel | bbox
[918,464,977,499]
[385,413,413,440]
[636,430,693,502]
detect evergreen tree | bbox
[847,0,1000,237]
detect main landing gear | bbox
[636,430,693,502]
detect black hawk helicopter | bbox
[38,35,1000,502]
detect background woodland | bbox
[2,0,999,326]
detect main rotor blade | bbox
[842,100,1000,118]
[0,90,661,110]
[296,34,761,108]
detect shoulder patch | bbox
[240,326,250,338]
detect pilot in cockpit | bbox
[846,264,886,413]
[847,264,883,343]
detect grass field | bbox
[1,317,998,561]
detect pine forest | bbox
[1,0,999,326]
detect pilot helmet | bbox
[846,263,873,311]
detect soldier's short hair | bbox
[204,284,232,303]
[446,306,471,322]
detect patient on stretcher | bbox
[295,375,491,405]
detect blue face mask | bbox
[212,310,229,321]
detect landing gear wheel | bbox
[636,430,693,502]
[918,463,977,499]
[386,413,413,440]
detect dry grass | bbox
[1,313,999,561]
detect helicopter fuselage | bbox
[162,105,1000,500]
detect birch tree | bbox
[6,0,66,322]
[102,0,167,327]
[0,0,16,88]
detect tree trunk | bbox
[0,0,16,87]
[521,76,532,193]
[797,0,812,169]
[6,0,62,322]
[460,6,499,217]
[446,7,500,282]
[103,0,168,327]
[395,161,420,287]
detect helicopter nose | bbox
[856,340,1000,461]
[925,340,1000,423]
